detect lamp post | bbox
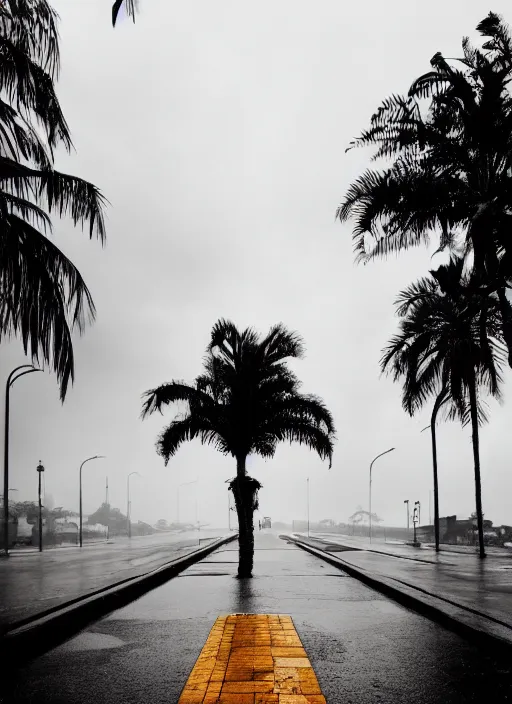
[404,499,410,538]
[37,461,45,552]
[127,471,141,538]
[369,447,395,543]
[415,500,421,526]
[413,504,419,545]
[177,480,197,528]
[3,365,41,556]
[79,455,105,547]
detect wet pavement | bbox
[4,533,512,703]
[0,530,225,630]
[303,533,512,629]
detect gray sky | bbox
[1,0,511,529]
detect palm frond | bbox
[144,320,336,469]
[0,213,97,400]
[112,0,138,27]
[156,416,230,465]
[0,1,61,78]
[0,35,71,151]
[0,158,107,241]
[141,381,213,418]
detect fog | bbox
[1,0,511,530]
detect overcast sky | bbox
[1,0,511,529]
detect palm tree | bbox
[337,12,512,367]
[381,258,506,558]
[0,1,107,399]
[141,319,336,578]
[112,0,137,26]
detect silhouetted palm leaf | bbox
[339,12,512,364]
[142,319,336,467]
[381,258,506,423]
[0,1,107,400]
[112,0,137,27]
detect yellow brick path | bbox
[178,614,326,704]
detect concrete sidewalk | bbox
[294,533,512,645]
[309,531,512,560]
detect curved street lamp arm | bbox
[370,447,395,475]
[8,366,41,388]
[7,365,35,386]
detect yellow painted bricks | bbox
[178,614,326,704]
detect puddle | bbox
[63,632,127,652]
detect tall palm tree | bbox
[337,12,512,367]
[0,0,107,399]
[381,258,506,558]
[141,319,336,578]
[112,0,137,26]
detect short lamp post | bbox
[37,461,44,552]
[413,505,419,546]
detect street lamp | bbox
[415,500,421,526]
[404,499,410,537]
[369,447,395,543]
[3,365,41,556]
[177,480,197,528]
[413,504,420,545]
[79,455,105,547]
[37,461,45,552]
[127,471,141,538]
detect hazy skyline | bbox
[1,0,511,529]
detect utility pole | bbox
[404,499,409,538]
[105,476,109,507]
[37,461,45,552]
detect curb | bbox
[299,533,448,565]
[284,534,512,652]
[1,533,238,665]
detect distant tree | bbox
[142,318,336,578]
[156,519,169,530]
[11,501,39,522]
[349,509,383,525]
[88,503,127,533]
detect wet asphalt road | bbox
[0,530,224,629]
[4,533,512,703]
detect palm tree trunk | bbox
[430,392,444,553]
[231,456,255,578]
[468,370,486,559]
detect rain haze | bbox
[1,0,511,530]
